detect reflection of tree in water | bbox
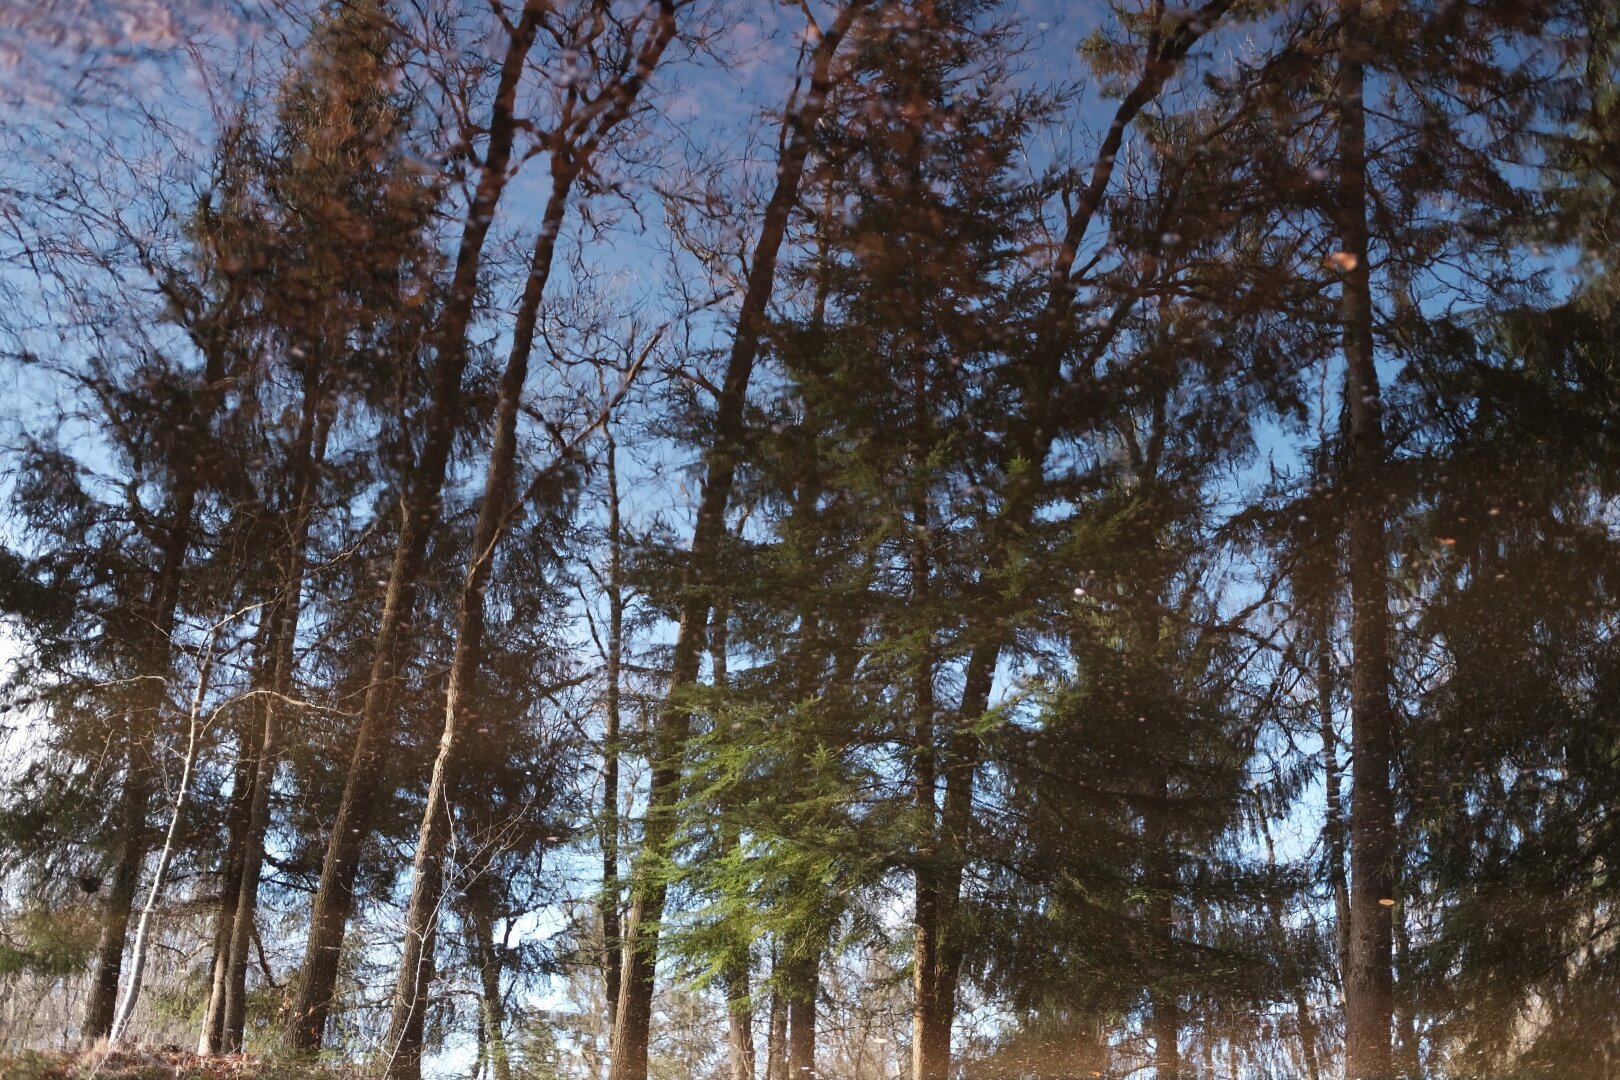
[0,1,1616,1078]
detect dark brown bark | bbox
[907,328,949,1080]
[607,9,868,1078]
[397,925,435,1078]
[83,765,149,1044]
[727,988,756,1080]
[218,697,277,1051]
[221,378,330,1053]
[784,948,819,1080]
[708,607,755,1080]
[1149,826,1179,1080]
[199,762,250,1053]
[286,3,549,1053]
[1337,1,1396,1076]
[1150,964,1180,1080]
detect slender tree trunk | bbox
[218,450,328,1051]
[198,701,262,1050]
[384,160,578,1080]
[1337,2,1396,1076]
[1150,965,1180,1080]
[84,340,229,1044]
[399,925,435,1073]
[907,336,953,1080]
[385,6,679,1066]
[83,765,150,1044]
[202,366,330,1055]
[199,615,274,1053]
[109,628,220,1043]
[1148,837,1179,1080]
[608,12,867,1078]
[218,694,277,1052]
[908,673,945,1079]
[1321,635,1351,981]
[286,6,548,1053]
[708,607,755,1080]
[601,435,625,1032]
[918,649,991,1078]
[467,887,512,1080]
[199,621,272,1054]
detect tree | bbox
[607,6,871,1077]
[285,0,559,1052]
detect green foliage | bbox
[0,909,97,979]
[1,0,1616,1075]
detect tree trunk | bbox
[83,766,150,1044]
[467,887,512,1080]
[1321,633,1351,982]
[220,425,330,1052]
[1337,1,1396,1076]
[201,364,330,1055]
[384,158,578,1080]
[1150,971,1180,1080]
[785,948,818,1080]
[766,944,788,1080]
[727,988,756,1080]
[601,435,625,1033]
[83,339,229,1045]
[286,4,547,1053]
[199,611,274,1054]
[909,713,953,1068]
[1148,845,1179,1080]
[710,607,754,1080]
[385,3,680,1065]
[907,322,953,1080]
[109,627,220,1043]
[916,650,991,1080]
[397,924,435,1078]
[218,691,277,1052]
[909,712,950,1080]
[608,11,867,1078]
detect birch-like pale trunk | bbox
[108,625,221,1044]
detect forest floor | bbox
[0,1047,357,1080]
